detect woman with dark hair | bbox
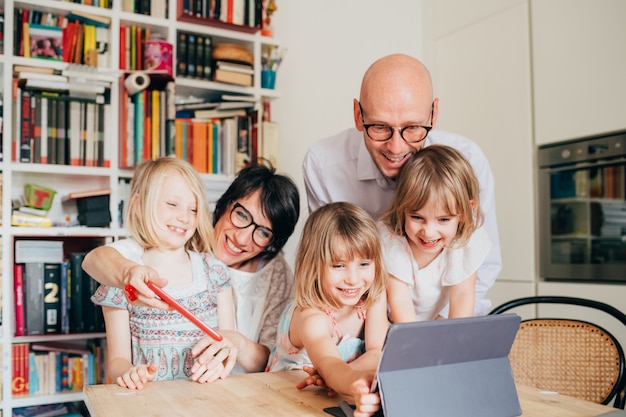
[82,163,300,375]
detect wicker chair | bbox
[489,296,626,409]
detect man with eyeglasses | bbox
[302,53,501,317]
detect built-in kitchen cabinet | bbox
[424,0,625,326]
[424,0,535,298]
[531,0,626,145]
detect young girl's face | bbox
[404,196,460,264]
[322,240,375,308]
[154,171,198,249]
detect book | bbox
[262,121,280,169]
[215,60,254,74]
[194,108,247,119]
[176,31,187,76]
[60,260,70,334]
[69,253,86,333]
[67,10,111,28]
[43,263,62,334]
[15,240,64,264]
[11,211,52,227]
[14,264,26,336]
[28,24,63,61]
[12,343,29,396]
[24,262,45,335]
[213,68,253,86]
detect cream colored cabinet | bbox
[531,0,626,145]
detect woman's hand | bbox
[296,366,336,396]
[116,363,158,390]
[190,333,238,382]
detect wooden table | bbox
[84,370,617,417]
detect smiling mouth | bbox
[225,236,243,254]
[383,152,409,163]
[420,237,441,247]
[339,288,361,296]
[169,226,187,234]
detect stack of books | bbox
[213,60,253,87]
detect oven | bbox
[537,129,626,282]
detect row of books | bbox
[14,8,111,67]
[181,0,263,29]
[12,340,108,397]
[14,81,110,167]
[119,24,157,72]
[14,241,105,336]
[550,165,625,200]
[122,0,167,18]
[119,77,176,168]
[176,31,214,80]
[173,113,255,175]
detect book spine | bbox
[43,263,62,334]
[60,260,70,334]
[97,103,105,166]
[196,34,205,79]
[176,32,187,77]
[48,98,57,165]
[25,263,45,335]
[12,343,29,396]
[32,96,42,163]
[56,99,67,165]
[14,264,26,336]
[20,88,32,162]
[69,253,85,333]
[204,36,213,80]
[187,33,196,77]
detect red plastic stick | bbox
[146,282,223,341]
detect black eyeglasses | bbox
[229,202,274,248]
[358,101,433,143]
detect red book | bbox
[12,343,29,396]
[119,25,127,70]
[14,264,25,336]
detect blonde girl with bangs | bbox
[92,157,235,389]
[379,144,491,322]
[267,202,388,417]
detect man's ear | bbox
[431,97,439,129]
[353,99,364,131]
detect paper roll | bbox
[124,72,151,94]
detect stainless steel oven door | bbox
[538,131,626,282]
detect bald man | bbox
[302,54,501,316]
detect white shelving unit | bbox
[0,0,280,414]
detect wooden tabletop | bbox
[84,370,616,417]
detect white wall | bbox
[271,2,425,264]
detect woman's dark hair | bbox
[213,162,300,261]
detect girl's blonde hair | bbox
[381,145,483,247]
[125,157,214,252]
[294,202,388,311]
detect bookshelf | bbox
[0,0,281,415]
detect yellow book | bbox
[12,212,52,228]
[23,23,30,58]
[151,89,160,159]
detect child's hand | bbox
[351,378,381,417]
[116,363,158,390]
[122,265,170,310]
[296,365,336,396]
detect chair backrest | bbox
[489,296,626,409]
